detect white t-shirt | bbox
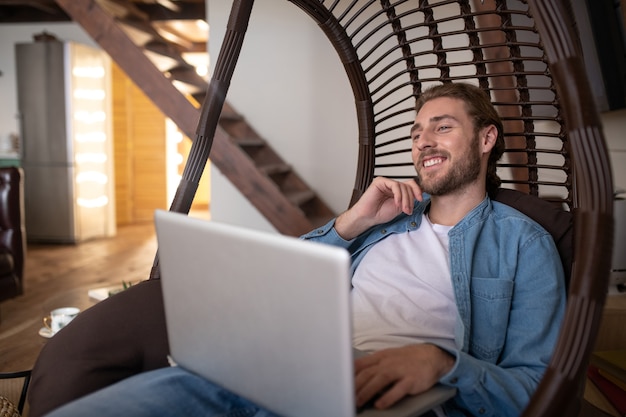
[351,214,457,353]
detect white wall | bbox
[600,109,626,195]
[207,0,357,233]
[0,23,97,156]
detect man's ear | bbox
[480,125,498,155]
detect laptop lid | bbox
[155,210,456,417]
[155,210,355,417]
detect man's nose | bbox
[415,131,435,151]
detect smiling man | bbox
[44,83,566,417]
[315,83,566,417]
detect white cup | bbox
[43,307,80,335]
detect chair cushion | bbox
[493,188,573,285]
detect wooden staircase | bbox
[54,0,336,237]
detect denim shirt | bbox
[300,196,566,417]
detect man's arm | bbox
[438,233,566,417]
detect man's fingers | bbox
[357,373,418,410]
[354,345,452,410]
[354,356,392,408]
[374,379,414,410]
[409,178,424,201]
[355,369,392,408]
[383,180,415,215]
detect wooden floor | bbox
[0,221,158,373]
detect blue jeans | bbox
[44,366,280,417]
[44,366,443,417]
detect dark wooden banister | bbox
[149,0,257,278]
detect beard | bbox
[414,135,482,196]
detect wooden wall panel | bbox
[112,63,211,224]
[112,63,167,224]
[112,63,132,225]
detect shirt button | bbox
[317,229,324,234]
[478,408,486,414]
[380,229,387,234]
[450,377,458,384]
[410,222,417,227]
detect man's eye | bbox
[438,125,451,132]
[412,134,420,141]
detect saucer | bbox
[38,327,54,339]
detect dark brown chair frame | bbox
[25,2,615,416]
[165,0,615,415]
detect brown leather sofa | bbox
[0,166,26,303]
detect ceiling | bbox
[0,0,211,104]
[0,0,207,54]
[0,0,205,23]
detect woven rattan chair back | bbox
[179,0,614,415]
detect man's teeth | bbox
[424,157,443,167]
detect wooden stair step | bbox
[143,40,187,63]
[261,163,292,176]
[190,92,206,107]
[118,17,161,40]
[165,65,208,88]
[99,0,149,20]
[58,0,338,237]
[234,136,265,147]
[287,189,317,206]
[220,111,244,122]
[307,215,335,228]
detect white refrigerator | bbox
[16,40,116,243]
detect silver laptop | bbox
[154,210,456,417]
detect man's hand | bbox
[354,344,455,410]
[335,177,423,240]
